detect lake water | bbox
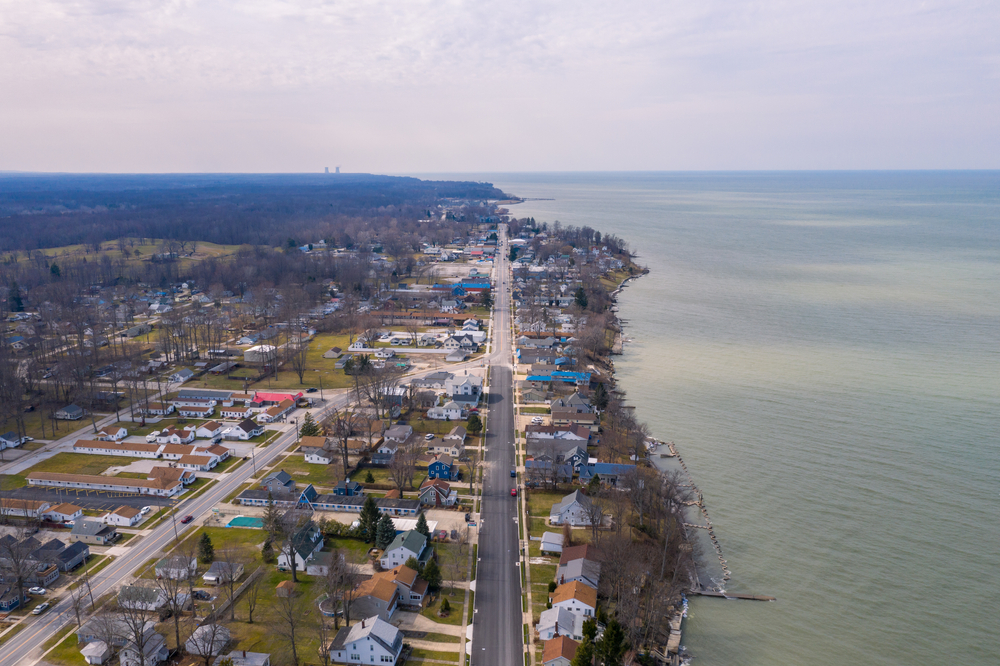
[424,171,1000,665]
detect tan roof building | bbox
[542,636,579,666]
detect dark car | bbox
[306,387,318,393]
[180,515,194,524]
[510,469,516,478]
[464,513,471,522]
[192,590,211,600]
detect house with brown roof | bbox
[558,544,600,566]
[95,426,129,442]
[347,577,400,622]
[257,399,294,424]
[177,454,217,471]
[542,636,579,666]
[549,581,597,617]
[27,467,188,497]
[0,499,50,519]
[73,440,162,458]
[196,421,224,439]
[156,428,197,445]
[374,565,429,608]
[104,505,143,527]
[299,436,336,465]
[42,503,84,523]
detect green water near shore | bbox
[428,171,1000,665]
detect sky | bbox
[1,0,998,172]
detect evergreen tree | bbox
[364,470,375,484]
[592,383,609,412]
[262,491,283,541]
[574,286,588,309]
[261,539,276,563]
[466,414,483,436]
[375,513,396,550]
[8,281,23,312]
[197,532,215,564]
[359,496,380,543]
[49,263,61,278]
[404,556,421,572]
[596,618,628,666]
[581,618,598,643]
[422,559,442,591]
[415,512,431,539]
[439,597,451,615]
[299,412,321,437]
[480,289,493,309]
[570,640,595,666]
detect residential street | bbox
[471,226,523,666]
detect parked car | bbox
[510,488,517,497]
[28,587,46,595]
[140,506,152,515]
[146,431,161,443]
[180,515,194,524]
[424,433,435,441]
[32,602,51,615]
[510,469,516,478]
[306,387,318,393]
[192,590,211,601]
[464,513,471,522]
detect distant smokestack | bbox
[336,166,341,174]
[325,167,329,174]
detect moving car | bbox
[180,515,194,524]
[32,602,51,615]
[28,587,46,595]
[306,387,318,393]
[510,488,517,497]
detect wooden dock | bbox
[692,590,776,602]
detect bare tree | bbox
[243,566,264,624]
[388,435,420,491]
[187,622,231,666]
[323,548,358,630]
[216,548,249,621]
[0,522,39,600]
[324,409,360,479]
[273,583,308,666]
[153,568,188,650]
[115,581,160,666]
[584,494,608,544]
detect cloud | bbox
[0,0,997,171]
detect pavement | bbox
[470,226,523,666]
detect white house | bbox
[549,581,597,617]
[42,502,84,523]
[299,437,335,465]
[537,606,586,641]
[195,421,224,439]
[445,374,483,399]
[329,616,403,666]
[427,401,463,421]
[380,530,431,569]
[277,522,324,571]
[104,506,142,527]
[95,426,128,442]
[549,490,593,527]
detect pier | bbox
[692,590,777,602]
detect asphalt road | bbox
[471,226,523,666]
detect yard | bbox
[0,474,26,490]
[405,415,481,437]
[349,466,427,491]
[24,452,141,477]
[420,595,466,627]
[273,454,345,488]
[524,490,566,518]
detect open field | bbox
[272,454,345,487]
[524,490,565,518]
[24,452,141,477]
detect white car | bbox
[32,602,50,615]
[530,417,543,424]
[424,433,435,440]
[140,506,152,516]
[28,587,46,595]
[145,431,161,443]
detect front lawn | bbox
[420,596,466,626]
[525,490,565,518]
[0,474,26,490]
[274,455,344,487]
[349,467,427,491]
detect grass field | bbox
[0,407,112,442]
[525,490,564,517]
[274,454,345,488]
[0,474,27,490]
[420,596,466,626]
[24,452,140,477]
[348,466,427,490]
[41,632,85,666]
[409,648,460,661]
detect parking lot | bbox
[5,486,176,511]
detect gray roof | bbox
[385,530,427,557]
[238,418,262,431]
[558,558,601,586]
[178,389,233,400]
[330,615,401,654]
[71,519,115,537]
[216,652,271,666]
[264,470,294,487]
[551,490,591,515]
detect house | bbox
[549,581,597,617]
[540,532,565,555]
[226,418,264,440]
[445,374,483,401]
[104,506,142,527]
[522,388,548,403]
[445,424,467,446]
[577,463,637,487]
[0,432,28,449]
[257,399,294,424]
[375,564,428,608]
[418,479,457,507]
[74,440,163,457]
[221,405,254,419]
[427,401,463,421]
[71,519,119,545]
[550,408,599,432]
[55,404,85,420]
[426,434,464,458]
[524,459,574,485]
[42,503,84,523]
[559,544,600,566]
[177,454,217,471]
[196,421,224,439]
[170,368,194,383]
[0,587,25,612]
[334,479,363,496]
[156,428,196,445]
[77,615,148,647]
[525,425,590,442]
[445,350,467,362]
[155,555,197,580]
[261,470,296,493]
[411,371,453,389]
[0,499,50,519]
[95,426,128,442]
[118,585,170,612]
[80,640,112,664]
[185,624,231,659]
[276,520,324,571]
[383,424,413,444]
[139,402,175,417]
[537,606,585,641]
[542,636,580,666]
[549,490,594,526]
[178,404,214,418]
[427,454,457,480]
[203,561,245,585]
[380,530,432,569]
[118,627,169,666]
[299,436,335,464]
[551,392,592,413]
[556,557,601,589]
[346,577,400,622]
[329,615,403,666]
[55,540,90,571]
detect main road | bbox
[471,226,523,666]
[1,240,515,665]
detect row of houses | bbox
[26,466,195,498]
[537,545,605,666]
[235,471,422,517]
[73,438,230,472]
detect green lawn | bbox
[530,563,557,585]
[25,452,139,476]
[521,407,550,414]
[409,648,460,661]
[420,633,462,644]
[212,455,245,473]
[0,474,26,490]
[43,631,87,665]
[405,416,479,437]
[274,455,344,487]
[0,624,25,649]
[529,517,550,538]
[525,490,565,518]
[420,596,466,626]
[175,526,267,561]
[349,467,427,490]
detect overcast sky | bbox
[2,0,998,172]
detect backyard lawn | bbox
[273,454,344,488]
[25,452,140,477]
[349,466,427,490]
[525,490,565,518]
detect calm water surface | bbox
[425,172,1000,665]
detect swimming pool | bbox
[226,516,263,528]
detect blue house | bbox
[334,480,363,496]
[578,462,637,486]
[427,454,457,480]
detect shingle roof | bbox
[542,636,579,663]
[550,581,597,608]
[385,530,427,557]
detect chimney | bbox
[362,619,366,628]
